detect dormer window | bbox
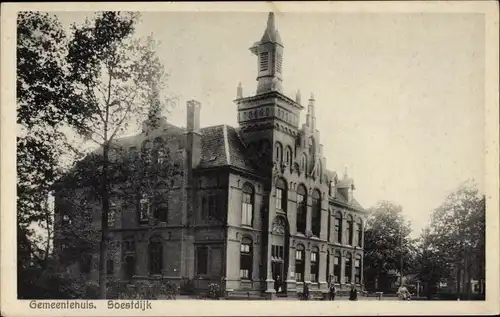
[260,52,269,72]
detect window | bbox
[260,52,269,71]
[295,245,305,282]
[275,178,287,212]
[141,140,152,165]
[241,184,254,226]
[149,236,163,275]
[311,189,321,237]
[139,194,149,223]
[271,244,284,280]
[345,253,352,284]
[276,53,283,73]
[326,250,331,283]
[296,185,307,234]
[335,212,343,244]
[202,195,219,219]
[355,255,362,284]
[240,238,253,279]
[275,142,283,164]
[327,210,332,242]
[124,256,135,280]
[196,246,208,275]
[347,216,354,245]
[108,202,116,228]
[357,219,363,247]
[153,202,168,223]
[285,146,292,166]
[301,154,307,173]
[310,247,319,282]
[333,251,341,283]
[107,259,114,275]
[308,137,315,155]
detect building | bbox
[54,12,367,298]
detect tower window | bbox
[260,52,269,72]
[276,53,283,73]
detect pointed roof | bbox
[260,12,283,46]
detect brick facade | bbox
[53,12,367,297]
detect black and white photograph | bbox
[1,1,499,316]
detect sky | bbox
[54,11,485,237]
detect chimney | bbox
[186,100,202,169]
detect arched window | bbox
[345,253,352,284]
[334,212,343,243]
[285,146,293,166]
[311,189,321,237]
[149,236,163,275]
[308,137,315,155]
[301,154,307,172]
[240,237,253,279]
[333,251,341,283]
[241,183,254,226]
[357,219,363,247]
[295,244,305,282]
[310,247,319,282]
[275,142,283,164]
[354,254,362,284]
[275,178,287,212]
[347,215,354,245]
[296,184,307,234]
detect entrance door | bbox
[270,217,289,293]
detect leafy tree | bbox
[16,11,93,298]
[363,200,416,292]
[64,11,176,298]
[418,181,485,298]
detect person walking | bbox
[349,284,358,301]
[329,283,336,301]
[274,275,281,294]
[302,282,310,300]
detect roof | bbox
[198,124,259,174]
[260,12,283,46]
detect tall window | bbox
[296,185,307,234]
[123,236,136,280]
[345,253,352,284]
[241,183,254,226]
[308,137,315,155]
[285,146,292,166]
[347,216,354,245]
[260,52,269,71]
[357,219,363,247]
[139,194,149,224]
[240,237,253,279]
[154,202,168,223]
[196,246,208,275]
[355,255,362,284]
[275,142,283,165]
[276,53,283,73]
[311,189,321,237]
[107,259,114,275]
[334,212,343,244]
[149,236,163,275]
[295,245,305,282]
[326,250,331,283]
[301,154,307,173]
[310,247,319,282]
[333,251,341,283]
[275,178,287,212]
[108,202,116,227]
[202,195,219,219]
[327,210,332,242]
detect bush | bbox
[161,280,179,300]
[207,283,221,300]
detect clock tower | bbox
[234,12,304,176]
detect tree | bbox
[16,11,93,298]
[418,181,485,299]
[363,200,416,292]
[65,11,175,299]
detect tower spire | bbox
[307,93,316,131]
